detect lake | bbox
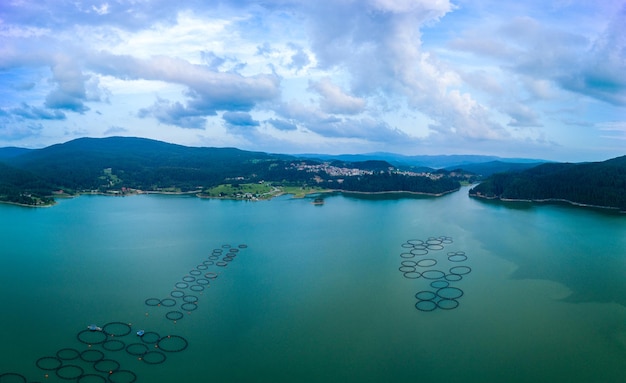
[1,187,626,383]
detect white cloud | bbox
[286,42,311,73]
[223,111,260,127]
[599,121,626,140]
[0,0,624,160]
[102,11,233,62]
[503,102,543,128]
[103,125,128,135]
[0,122,43,141]
[10,103,66,120]
[92,3,110,16]
[138,98,207,129]
[87,52,281,126]
[460,70,504,95]
[308,78,366,115]
[368,0,453,15]
[522,77,558,100]
[44,54,90,113]
[0,23,50,38]
[266,118,298,131]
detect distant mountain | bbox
[5,136,290,192]
[329,159,394,171]
[446,160,546,177]
[10,136,281,169]
[299,152,545,169]
[469,156,626,211]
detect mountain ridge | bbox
[0,147,33,160]
[0,136,469,205]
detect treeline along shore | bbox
[0,137,470,206]
[469,156,626,212]
[1,136,624,211]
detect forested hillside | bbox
[469,156,626,211]
[0,162,55,205]
[7,137,286,191]
[3,137,622,208]
[0,147,32,160]
[0,137,465,205]
[448,160,545,177]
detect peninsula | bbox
[0,137,472,206]
[469,156,626,212]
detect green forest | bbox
[3,136,623,209]
[319,172,460,195]
[469,156,626,211]
[0,137,464,205]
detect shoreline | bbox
[2,186,461,208]
[339,187,460,197]
[0,199,56,208]
[469,192,625,213]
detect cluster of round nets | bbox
[398,237,472,312]
[4,243,249,382]
[415,282,465,311]
[398,237,459,279]
[31,322,189,383]
[144,244,248,322]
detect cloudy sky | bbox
[1,0,624,161]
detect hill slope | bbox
[0,162,56,205]
[0,147,32,160]
[7,136,287,192]
[1,137,466,204]
[469,156,626,211]
[446,160,545,177]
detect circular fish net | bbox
[156,335,188,353]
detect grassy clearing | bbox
[201,183,275,199]
[200,183,330,200]
[280,185,329,198]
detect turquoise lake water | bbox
[1,187,626,382]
